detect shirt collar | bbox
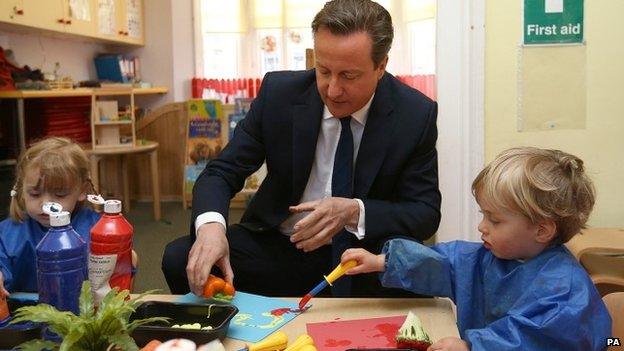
[322,93,374,126]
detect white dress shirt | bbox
[195,95,373,240]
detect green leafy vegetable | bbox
[10,281,168,351]
[395,311,432,351]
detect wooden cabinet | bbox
[21,0,65,33]
[0,0,143,46]
[0,1,28,26]
[96,0,144,45]
[62,0,98,37]
[0,0,96,36]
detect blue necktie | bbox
[331,116,353,296]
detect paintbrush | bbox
[298,260,357,310]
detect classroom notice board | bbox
[517,45,586,131]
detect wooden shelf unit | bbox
[91,88,136,149]
[0,87,168,152]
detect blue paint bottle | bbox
[36,202,88,339]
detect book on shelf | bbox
[98,82,134,89]
[183,100,225,207]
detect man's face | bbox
[313,26,387,118]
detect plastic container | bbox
[0,297,41,349]
[36,207,88,316]
[89,200,133,304]
[129,301,238,347]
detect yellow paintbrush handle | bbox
[247,330,289,351]
[324,260,357,285]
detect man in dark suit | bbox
[162,0,441,298]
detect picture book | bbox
[183,99,225,208]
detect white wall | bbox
[0,32,105,81]
[170,0,194,102]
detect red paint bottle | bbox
[88,200,133,304]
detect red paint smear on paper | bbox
[307,315,405,351]
[324,339,352,347]
[372,323,400,345]
[270,308,291,316]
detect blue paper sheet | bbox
[176,292,301,342]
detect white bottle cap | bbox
[50,211,71,227]
[104,200,122,214]
[155,339,196,351]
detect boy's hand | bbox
[427,337,470,351]
[0,271,9,299]
[341,248,385,275]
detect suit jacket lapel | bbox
[354,74,395,198]
[292,84,324,204]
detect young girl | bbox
[0,137,100,296]
[342,147,611,351]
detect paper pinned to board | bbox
[517,45,586,131]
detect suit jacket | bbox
[191,69,441,266]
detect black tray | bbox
[130,301,238,347]
[0,298,41,350]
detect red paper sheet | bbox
[306,315,405,351]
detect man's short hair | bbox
[312,0,393,67]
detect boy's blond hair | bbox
[472,147,595,244]
[10,137,94,222]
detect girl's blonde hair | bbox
[472,147,595,244]
[10,137,95,222]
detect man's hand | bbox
[0,271,9,298]
[427,337,470,351]
[289,197,359,252]
[186,223,234,296]
[341,248,385,275]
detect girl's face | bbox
[476,196,550,260]
[22,167,87,227]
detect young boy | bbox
[342,147,611,351]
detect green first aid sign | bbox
[524,0,584,44]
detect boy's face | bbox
[476,196,549,260]
[22,167,86,227]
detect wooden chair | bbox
[603,292,624,350]
[566,228,624,296]
[582,253,624,296]
[85,141,161,221]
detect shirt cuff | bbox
[345,198,366,240]
[195,212,227,236]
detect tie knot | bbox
[339,116,352,128]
